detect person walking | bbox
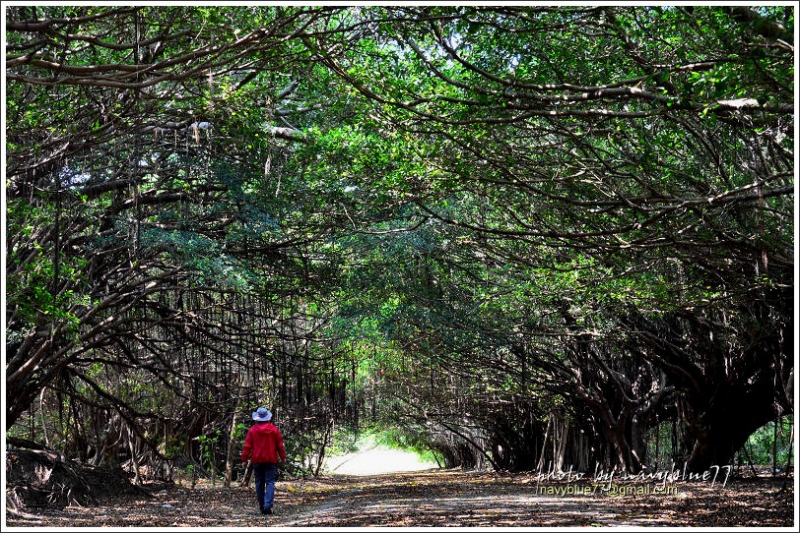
[241,407,286,515]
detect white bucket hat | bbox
[252,407,272,422]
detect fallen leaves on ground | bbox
[5,469,794,528]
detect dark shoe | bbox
[263,507,273,515]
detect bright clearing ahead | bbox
[326,444,438,475]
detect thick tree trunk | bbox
[224,412,240,488]
[6,380,41,431]
[127,425,142,487]
[685,376,779,472]
[601,423,634,472]
[224,376,250,487]
[314,418,334,477]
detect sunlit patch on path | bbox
[326,444,438,475]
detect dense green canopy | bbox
[5,5,793,477]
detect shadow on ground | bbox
[5,469,794,528]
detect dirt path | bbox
[327,444,437,475]
[5,469,794,528]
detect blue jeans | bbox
[252,462,277,511]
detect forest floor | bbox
[5,468,795,528]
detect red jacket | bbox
[241,422,286,464]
